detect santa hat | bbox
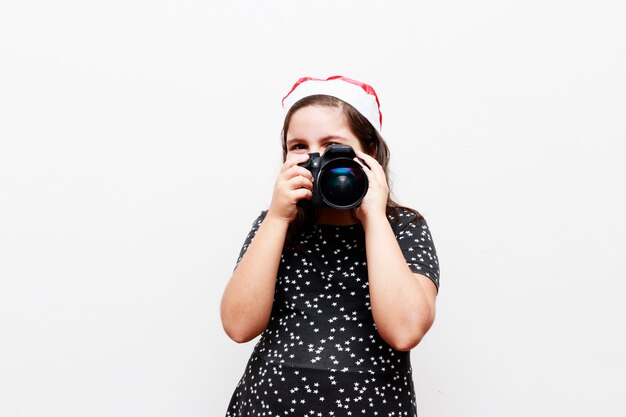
[282,75,382,132]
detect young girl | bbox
[221,76,440,417]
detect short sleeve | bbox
[236,211,268,264]
[390,208,440,290]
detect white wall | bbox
[1,1,625,416]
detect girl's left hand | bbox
[354,150,389,222]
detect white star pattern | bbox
[227,208,439,416]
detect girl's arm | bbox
[362,214,438,351]
[220,215,289,343]
[355,151,438,351]
[220,154,313,343]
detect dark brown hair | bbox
[281,95,422,248]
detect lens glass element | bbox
[319,159,368,209]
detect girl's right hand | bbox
[266,154,314,224]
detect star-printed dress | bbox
[225,208,440,417]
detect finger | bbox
[280,163,313,181]
[355,151,385,176]
[353,155,369,171]
[293,188,313,202]
[354,150,377,169]
[286,175,313,191]
[286,165,315,182]
[282,153,310,171]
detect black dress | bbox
[225,208,440,417]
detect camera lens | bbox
[319,159,368,209]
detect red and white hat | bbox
[282,75,383,132]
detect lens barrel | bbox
[319,158,368,209]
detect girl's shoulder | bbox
[255,210,269,224]
[387,205,426,231]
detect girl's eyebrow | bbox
[286,135,350,145]
[320,135,350,142]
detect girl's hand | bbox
[266,154,314,224]
[354,150,389,223]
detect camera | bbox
[298,144,368,210]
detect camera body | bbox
[298,144,368,210]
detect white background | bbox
[1,1,625,416]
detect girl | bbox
[221,76,440,417]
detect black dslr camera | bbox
[298,144,368,210]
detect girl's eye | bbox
[289,143,307,151]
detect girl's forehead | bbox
[285,106,363,151]
[287,106,346,131]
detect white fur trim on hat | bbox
[282,76,382,132]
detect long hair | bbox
[281,95,422,249]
